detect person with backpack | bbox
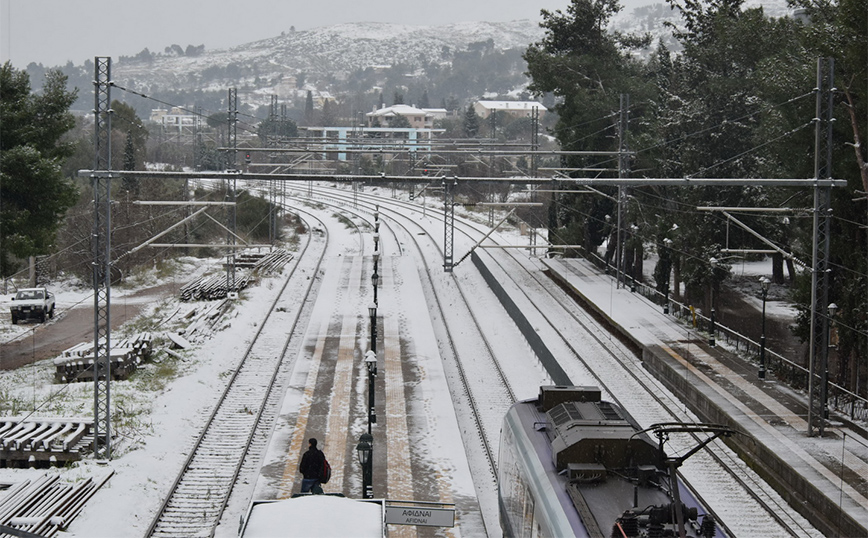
[299,438,328,493]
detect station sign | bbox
[384,502,455,527]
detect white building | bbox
[366,104,434,129]
[150,107,198,131]
[472,100,547,119]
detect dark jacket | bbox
[299,447,325,480]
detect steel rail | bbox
[146,212,327,538]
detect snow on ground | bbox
[0,257,212,345]
[0,189,817,537]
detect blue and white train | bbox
[499,386,728,538]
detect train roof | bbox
[240,495,385,537]
[500,386,725,537]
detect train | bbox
[499,385,729,538]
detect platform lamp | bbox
[368,303,378,354]
[372,250,380,304]
[629,224,639,292]
[825,302,838,419]
[759,277,770,380]
[371,272,379,305]
[356,433,373,499]
[373,232,380,254]
[365,350,377,434]
[662,238,673,314]
[709,257,718,347]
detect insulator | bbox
[647,521,664,538]
[700,514,717,537]
[618,510,639,536]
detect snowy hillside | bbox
[113,20,546,92]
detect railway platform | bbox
[542,256,868,538]
[221,254,483,537]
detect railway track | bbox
[287,185,516,477]
[146,213,328,538]
[455,208,819,537]
[299,183,818,537]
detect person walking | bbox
[299,438,326,493]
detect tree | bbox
[418,90,430,109]
[523,0,652,253]
[304,91,314,125]
[463,106,480,137]
[0,62,78,276]
[390,114,411,129]
[320,99,337,126]
[112,100,147,171]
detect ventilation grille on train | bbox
[549,401,624,429]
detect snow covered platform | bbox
[219,254,482,536]
[542,256,868,538]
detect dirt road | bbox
[0,283,177,371]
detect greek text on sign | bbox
[384,505,455,527]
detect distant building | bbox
[272,76,298,99]
[472,100,547,119]
[366,104,434,129]
[150,107,198,131]
[423,108,449,121]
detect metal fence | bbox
[581,252,868,423]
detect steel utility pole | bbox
[443,177,456,272]
[808,58,835,436]
[616,94,630,288]
[226,89,238,294]
[92,57,113,460]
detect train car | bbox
[499,386,727,538]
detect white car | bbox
[10,287,55,324]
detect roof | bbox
[476,100,548,112]
[367,104,429,118]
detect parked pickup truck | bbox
[10,287,55,324]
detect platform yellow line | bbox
[381,257,418,538]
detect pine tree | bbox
[463,106,480,137]
[0,62,78,276]
[304,91,314,125]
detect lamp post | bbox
[629,224,639,292]
[759,277,770,380]
[365,350,377,433]
[662,238,673,314]
[356,433,373,499]
[824,302,838,420]
[368,303,377,354]
[372,250,379,304]
[709,257,718,347]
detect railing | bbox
[581,251,868,423]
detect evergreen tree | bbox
[320,99,337,126]
[0,62,78,276]
[304,91,314,125]
[463,106,480,137]
[523,0,652,253]
[418,90,430,109]
[390,114,411,129]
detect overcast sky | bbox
[0,0,655,68]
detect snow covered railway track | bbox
[289,186,515,479]
[465,224,816,537]
[284,184,404,257]
[146,216,328,538]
